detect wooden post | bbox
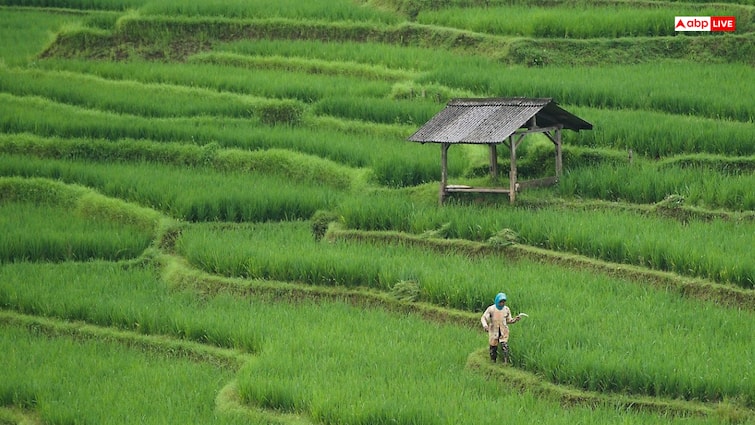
[439,143,449,205]
[555,127,562,179]
[509,135,517,203]
[543,126,564,181]
[508,134,526,203]
[489,144,498,179]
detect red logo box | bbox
[711,16,736,32]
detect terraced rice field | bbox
[0,1,753,424]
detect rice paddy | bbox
[1,0,753,424]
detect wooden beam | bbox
[489,144,498,179]
[512,133,526,148]
[445,186,510,194]
[514,125,561,136]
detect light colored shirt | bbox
[481,304,515,343]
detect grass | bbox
[0,201,153,261]
[0,8,87,66]
[0,65,303,119]
[1,1,754,424]
[0,90,456,182]
[559,161,755,210]
[417,4,752,38]
[0,321,245,425]
[424,61,755,122]
[2,260,747,424]
[139,0,403,23]
[0,156,346,222]
[174,221,755,407]
[336,190,755,288]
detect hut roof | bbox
[407,97,592,144]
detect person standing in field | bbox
[481,292,521,363]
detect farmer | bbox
[481,292,521,363]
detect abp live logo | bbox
[675,16,736,32]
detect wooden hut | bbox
[408,97,592,204]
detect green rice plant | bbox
[0,177,158,261]
[2,263,736,424]
[0,8,87,66]
[110,14,400,55]
[0,324,243,425]
[559,162,755,210]
[0,175,163,232]
[0,133,360,190]
[372,152,450,187]
[30,59,394,103]
[0,201,152,262]
[3,2,753,422]
[0,92,347,162]
[518,281,754,406]
[417,5,751,38]
[176,222,383,288]
[373,0,754,9]
[514,209,753,289]
[0,0,145,9]
[688,178,754,213]
[663,154,755,174]
[0,261,263,351]
[189,51,417,82]
[0,155,345,222]
[173,221,754,406]
[0,92,263,141]
[565,106,755,157]
[138,0,401,23]
[0,175,82,206]
[336,191,755,288]
[176,220,503,309]
[0,66,304,120]
[334,189,435,233]
[236,299,722,425]
[312,95,442,125]
[213,38,458,73]
[0,93,452,185]
[504,31,755,67]
[0,93,339,158]
[0,202,153,262]
[422,61,755,122]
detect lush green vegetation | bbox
[0,201,152,261]
[417,4,754,38]
[0,156,346,221]
[175,221,754,404]
[0,0,753,424]
[0,322,244,425]
[335,191,755,288]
